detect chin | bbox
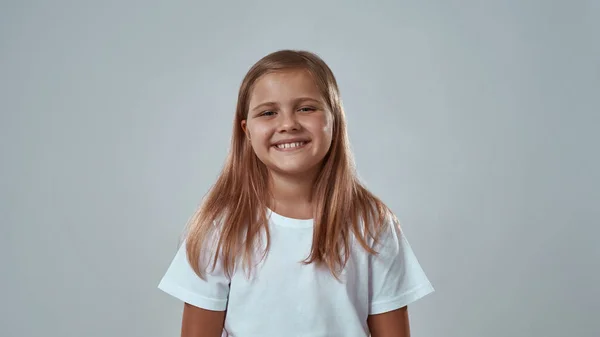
[270,163,319,177]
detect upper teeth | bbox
[277,141,305,149]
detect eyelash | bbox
[260,107,316,116]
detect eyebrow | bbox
[250,97,322,113]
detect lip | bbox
[271,138,311,151]
[271,138,311,146]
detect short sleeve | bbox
[157,238,230,311]
[368,214,434,315]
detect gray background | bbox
[1,0,598,336]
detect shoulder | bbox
[353,203,399,251]
[368,209,403,254]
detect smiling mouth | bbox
[272,141,310,151]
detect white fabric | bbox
[158,209,434,337]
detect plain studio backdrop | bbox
[1,1,598,336]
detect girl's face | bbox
[242,69,333,177]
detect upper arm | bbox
[181,303,225,337]
[367,306,410,337]
[158,238,230,335]
[158,240,230,310]
[368,214,434,328]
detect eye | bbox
[260,110,276,116]
[298,107,316,112]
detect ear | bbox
[241,120,250,140]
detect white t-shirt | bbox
[158,209,434,337]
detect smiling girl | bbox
[158,50,434,337]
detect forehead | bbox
[249,69,322,104]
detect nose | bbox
[277,111,301,132]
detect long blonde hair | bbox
[185,50,394,279]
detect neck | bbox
[267,170,317,219]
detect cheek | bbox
[323,120,333,135]
[248,123,272,148]
[318,115,334,141]
[306,113,332,134]
[320,120,331,133]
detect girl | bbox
[158,50,434,337]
